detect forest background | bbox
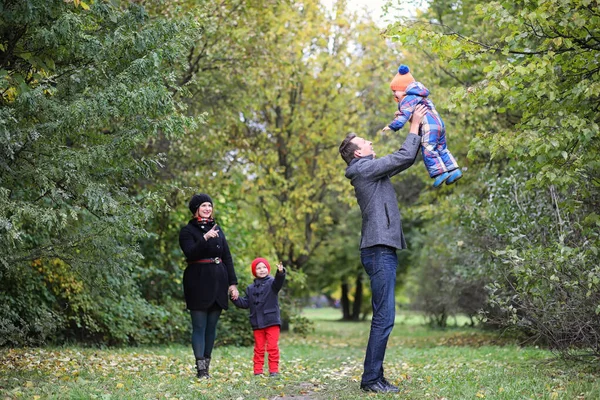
[1,0,599,361]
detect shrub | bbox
[463,166,600,359]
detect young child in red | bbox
[231,258,286,376]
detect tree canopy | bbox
[1,0,599,359]
[385,0,600,357]
[0,0,198,344]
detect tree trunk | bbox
[351,274,363,321]
[341,282,351,320]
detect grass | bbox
[1,308,599,399]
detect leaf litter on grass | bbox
[2,311,600,399]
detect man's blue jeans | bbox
[360,245,398,386]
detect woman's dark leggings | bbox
[190,308,222,359]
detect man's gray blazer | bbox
[345,133,421,250]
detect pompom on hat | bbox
[251,257,271,277]
[390,64,415,92]
[188,193,213,214]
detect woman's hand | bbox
[203,225,219,241]
[229,285,239,300]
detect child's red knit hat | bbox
[390,65,415,91]
[251,257,271,277]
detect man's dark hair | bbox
[339,133,358,165]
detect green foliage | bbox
[407,219,487,328]
[216,306,255,347]
[461,163,600,354]
[225,3,364,269]
[0,263,60,346]
[0,257,190,346]
[137,0,397,338]
[386,0,600,357]
[183,0,397,271]
[5,0,597,360]
[0,0,198,345]
[289,314,315,337]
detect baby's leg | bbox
[435,130,462,184]
[420,123,448,178]
[421,145,448,178]
[439,148,459,171]
[435,129,459,171]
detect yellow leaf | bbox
[34,397,41,400]
[80,1,90,10]
[26,381,34,388]
[116,383,124,389]
[476,391,485,398]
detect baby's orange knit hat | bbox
[390,65,415,91]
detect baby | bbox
[383,65,463,187]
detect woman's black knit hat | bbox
[188,193,213,214]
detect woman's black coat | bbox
[179,219,237,310]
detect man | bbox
[338,104,427,393]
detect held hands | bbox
[203,225,219,241]
[229,285,239,300]
[381,126,391,133]
[276,261,283,273]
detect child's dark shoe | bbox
[445,168,463,185]
[433,172,449,188]
[269,372,280,378]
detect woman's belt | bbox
[187,257,221,265]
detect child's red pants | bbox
[253,325,280,374]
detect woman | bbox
[179,193,239,379]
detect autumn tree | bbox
[217,1,397,271]
[138,0,410,324]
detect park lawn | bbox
[1,308,598,399]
